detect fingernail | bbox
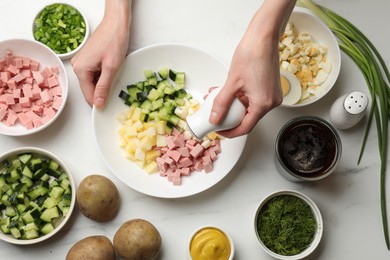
[209,111,218,125]
[95,97,105,108]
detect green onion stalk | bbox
[297,0,390,249]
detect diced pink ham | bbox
[19,97,31,108]
[41,67,53,78]
[6,64,18,75]
[0,50,63,130]
[47,75,59,88]
[165,136,177,150]
[29,60,40,71]
[203,161,213,173]
[190,144,204,159]
[167,149,181,162]
[0,106,7,121]
[14,57,23,69]
[22,57,31,68]
[156,127,222,185]
[178,157,193,168]
[177,146,190,157]
[12,73,25,83]
[40,89,52,104]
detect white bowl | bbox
[280,7,341,107]
[0,147,76,245]
[0,38,68,136]
[32,3,90,60]
[92,43,247,198]
[254,190,323,259]
[188,225,234,260]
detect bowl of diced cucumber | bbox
[0,147,75,245]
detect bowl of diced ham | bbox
[0,38,68,136]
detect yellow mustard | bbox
[190,227,231,260]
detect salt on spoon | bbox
[185,87,246,139]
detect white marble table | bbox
[0,0,389,259]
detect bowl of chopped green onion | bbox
[0,147,76,245]
[32,3,90,60]
[254,190,323,259]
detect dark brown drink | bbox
[276,116,341,179]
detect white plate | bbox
[92,43,247,198]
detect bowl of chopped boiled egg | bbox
[279,7,341,107]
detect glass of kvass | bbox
[275,116,342,182]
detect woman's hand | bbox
[209,0,296,138]
[71,0,132,109]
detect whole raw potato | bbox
[114,219,162,260]
[76,174,120,222]
[66,235,115,260]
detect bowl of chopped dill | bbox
[254,190,323,259]
[32,3,90,60]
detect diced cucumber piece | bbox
[152,98,164,111]
[40,223,54,235]
[144,69,155,79]
[30,158,43,171]
[140,99,153,114]
[18,154,32,164]
[169,69,179,81]
[22,210,36,224]
[1,224,10,234]
[33,168,46,180]
[168,115,180,126]
[22,166,33,179]
[5,206,17,217]
[175,72,185,85]
[11,158,22,169]
[62,206,70,216]
[119,90,130,102]
[7,169,21,183]
[147,88,161,101]
[158,67,169,79]
[49,186,65,200]
[24,222,39,231]
[48,160,59,171]
[60,178,70,190]
[23,229,39,239]
[40,207,60,222]
[10,227,21,239]
[28,186,49,200]
[0,176,6,189]
[42,197,58,210]
[40,173,50,182]
[16,203,27,215]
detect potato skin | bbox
[76,174,120,222]
[114,219,162,260]
[66,235,115,260]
